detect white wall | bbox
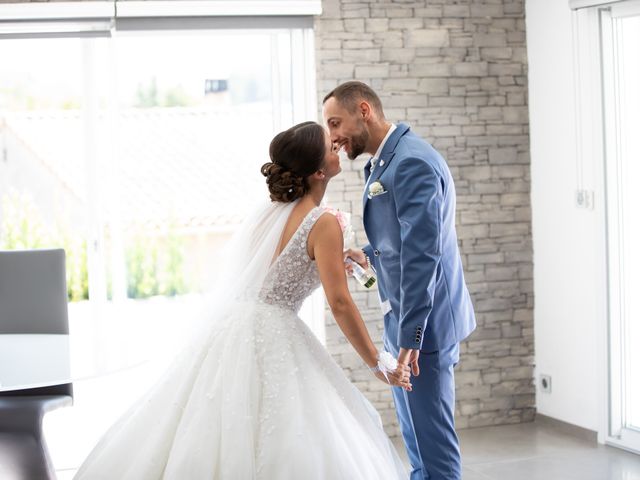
[526,0,607,434]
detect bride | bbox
[74,121,410,479]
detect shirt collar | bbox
[372,123,397,163]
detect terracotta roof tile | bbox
[3,105,275,230]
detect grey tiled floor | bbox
[393,420,640,480]
[56,412,640,479]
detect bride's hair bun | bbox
[262,121,326,203]
[260,162,306,203]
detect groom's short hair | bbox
[323,81,384,117]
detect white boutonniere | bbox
[368,180,386,199]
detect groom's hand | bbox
[374,368,412,391]
[398,348,420,377]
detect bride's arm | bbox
[309,214,411,390]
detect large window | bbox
[0,9,321,375]
[601,4,640,454]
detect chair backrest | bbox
[0,249,72,397]
[0,249,69,335]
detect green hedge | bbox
[1,190,188,301]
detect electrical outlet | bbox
[540,374,552,393]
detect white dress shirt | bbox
[370,123,397,172]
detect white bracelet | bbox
[369,351,398,381]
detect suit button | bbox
[374,250,380,256]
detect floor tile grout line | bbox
[464,453,567,468]
[465,464,497,480]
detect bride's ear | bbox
[311,170,326,180]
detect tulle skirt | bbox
[74,301,407,479]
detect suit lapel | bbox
[362,123,411,212]
[363,158,373,183]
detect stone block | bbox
[365,18,389,33]
[474,33,508,47]
[452,62,489,77]
[410,63,452,77]
[503,106,529,123]
[381,47,416,63]
[344,18,365,33]
[321,62,355,79]
[481,47,513,61]
[471,5,505,18]
[489,147,518,164]
[489,63,523,76]
[342,48,380,63]
[417,77,449,94]
[383,78,419,91]
[444,5,471,17]
[489,222,529,238]
[354,64,390,78]
[405,29,450,48]
[389,18,424,30]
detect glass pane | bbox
[108,31,283,302]
[0,38,109,303]
[617,15,640,432]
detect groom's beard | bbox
[345,125,369,160]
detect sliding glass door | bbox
[601,5,640,453]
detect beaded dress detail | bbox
[258,207,326,312]
[74,206,406,480]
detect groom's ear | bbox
[359,101,372,120]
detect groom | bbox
[323,81,476,480]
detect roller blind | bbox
[0,1,321,37]
[569,0,626,10]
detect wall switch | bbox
[540,374,552,393]
[575,189,595,210]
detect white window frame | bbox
[571,0,640,454]
[0,5,326,347]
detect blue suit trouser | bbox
[390,343,461,480]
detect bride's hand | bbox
[374,365,412,391]
[343,248,367,274]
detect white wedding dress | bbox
[75,204,407,479]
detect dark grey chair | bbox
[0,249,73,480]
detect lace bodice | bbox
[259,206,338,312]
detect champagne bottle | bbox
[345,257,376,288]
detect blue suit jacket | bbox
[362,123,476,353]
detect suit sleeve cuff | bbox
[398,326,425,350]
